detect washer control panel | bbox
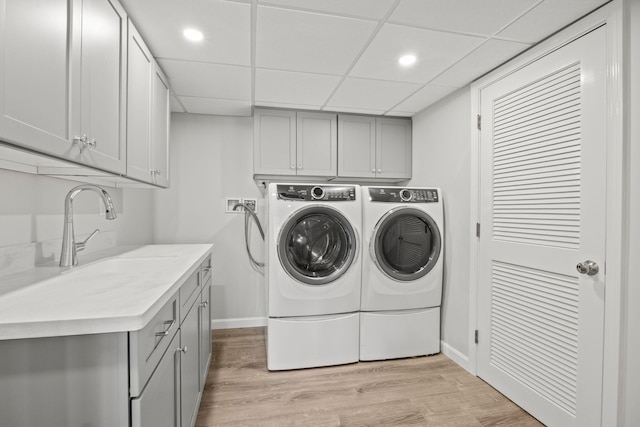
[277,185,357,201]
[368,187,439,203]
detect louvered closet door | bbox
[477,26,606,427]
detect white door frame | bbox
[468,2,626,426]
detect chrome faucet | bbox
[60,184,117,267]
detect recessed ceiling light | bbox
[183,28,204,42]
[398,54,417,67]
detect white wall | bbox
[410,88,472,361]
[0,169,154,275]
[623,1,640,425]
[153,113,265,327]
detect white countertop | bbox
[0,244,213,340]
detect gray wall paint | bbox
[410,87,472,358]
[153,113,265,325]
[0,169,154,274]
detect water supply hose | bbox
[233,202,265,269]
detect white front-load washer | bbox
[360,186,443,361]
[265,183,361,370]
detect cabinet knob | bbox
[200,300,209,309]
[177,345,188,353]
[371,169,376,174]
[151,169,161,176]
[377,169,382,174]
[298,164,302,169]
[291,164,296,169]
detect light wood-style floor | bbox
[195,327,544,427]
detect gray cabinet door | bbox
[0,0,75,156]
[253,109,297,175]
[338,115,376,178]
[181,301,201,427]
[200,278,213,388]
[77,0,127,174]
[131,332,180,427]
[126,21,153,183]
[375,118,412,180]
[151,64,170,187]
[296,111,337,176]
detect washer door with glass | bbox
[278,206,357,286]
[372,207,441,282]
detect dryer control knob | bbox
[400,189,413,202]
[311,186,325,200]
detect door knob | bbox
[576,260,599,276]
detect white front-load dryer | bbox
[360,186,444,361]
[265,183,361,370]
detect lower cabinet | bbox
[200,277,213,386]
[131,332,180,427]
[180,298,202,427]
[130,260,213,427]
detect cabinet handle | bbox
[155,319,175,337]
[73,135,96,152]
[177,345,188,353]
[204,266,212,273]
[151,168,161,175]
[200,300,209,309]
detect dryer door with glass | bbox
[278,205,358,286]
[371,206,441,282]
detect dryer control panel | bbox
[368,187,439,203]
[277,185,357,201]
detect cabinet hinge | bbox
[476,222,480,238]
[477,114,481,130]
[475,330,479,344]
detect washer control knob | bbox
[311,186,325,200]
[400,189,413,202]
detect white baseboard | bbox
[441,340,473,374]
[212,317,267,330]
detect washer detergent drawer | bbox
[267,313,359,370]
[129,292,179,396]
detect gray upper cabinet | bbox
[0,0,74,158]
[254,109,296,176]
[0,0,127,175]
[375,117,412,180]
[296,111,337,176]
[338,115,411,181]
[77,0,128,174]
[151,65,170,188]
[127,20,170,187]
[337,115,376,178]
[254,109,337,178]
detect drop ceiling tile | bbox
[158,59,251,100]
[179,97,252,116]
[326,78,422,112]
[120,0,251,66]
[498,0,608,43]
[431,39,531,87]
[391,85,459,114]
[390,0,538,36]
[258,0,396,20]
[350,24,484,84]
[255,69,341,107]
[256,6,377,75]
